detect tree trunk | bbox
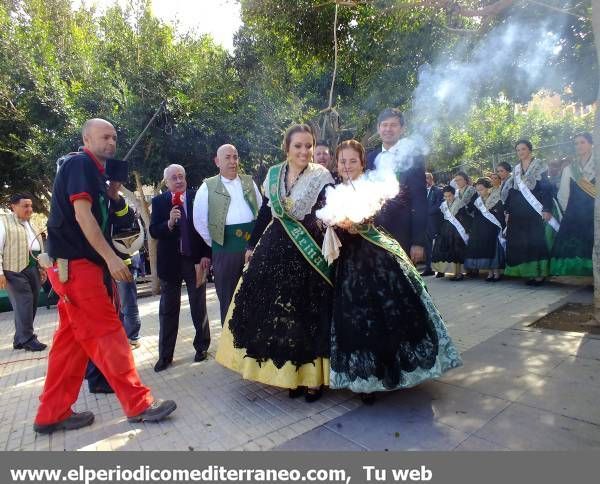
[593,2,600,321]
[120,174,159,295]
[132,171,160,295]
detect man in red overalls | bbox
[34,118,176,434]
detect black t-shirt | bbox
[46,151,109,264]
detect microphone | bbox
[171,191,184,226]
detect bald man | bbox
[193,145,261,325]
[149,164,211,372]
[34,118,176,434]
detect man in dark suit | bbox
[149,164,211,372]
[366,108,427,264]
[422,172,444,276]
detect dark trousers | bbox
[158,257,210,361]
[424,228,436,272]
[213,251,245,325]
[5,265,40,346]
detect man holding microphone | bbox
[34,118,176,434]
[149,164,211,372]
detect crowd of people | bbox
[422,134,595,286]
[0,108,594,436]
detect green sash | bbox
[356,223,425,293]
[213,222,255,253]
[268,163,332,286]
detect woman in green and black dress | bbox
[504,140,555,286]
[551,133,595,276]
[328,140,462,404]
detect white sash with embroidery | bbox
[475,197,506,250]
[440,201,469,244]
[514,164,560,232]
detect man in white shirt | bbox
[193,144,262,325]
[0,193,47,351]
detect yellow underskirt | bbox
[215,317,330,389]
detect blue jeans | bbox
[117,278,141,341]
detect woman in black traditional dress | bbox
[454,171,477,208]
[504,140,555,285]
[495,161,513,204]
[326,140,462,404]
[432,185,473,280]
[551,133,595,276]
[464,177,505,282]
[216,124,334,403]
[490,172,502,191]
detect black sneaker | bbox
[20,338,47,352]
[127,400,177,423]
[33,411,95,434]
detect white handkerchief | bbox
[321,225,342,265]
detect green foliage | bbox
[0,0,242,210]
[428,97,594,174]
[0,0,596,210]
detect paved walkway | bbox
[0,277,589,451]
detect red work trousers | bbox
[35,259,153,425]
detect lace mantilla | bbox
[500,176,512,203]
[508,158,547,191]
[482,187,502,210]
[454,185,476,212]
[262,162,334,221]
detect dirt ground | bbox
[531,302,600,335]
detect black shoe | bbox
[532,278,545,286]
[194,351,207,362]
[492,275,502,282]
[420,269,435,277]
[33,411,95,434]
[153,358,172,373]
[305,387,323,403]
[435,272,445,278]
[449,275,464,281]
[127,399,177,423]
[525,279,536,286]
[485,275,494,282]
[361,393,376,405]
[89,383,114,394]
[288,386,306,399]
[19,338,47,352]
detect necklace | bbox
[284,164,307,196]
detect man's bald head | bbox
[215,144,239,180]
[81,118,117,162]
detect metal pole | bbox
[123,100,166,161]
